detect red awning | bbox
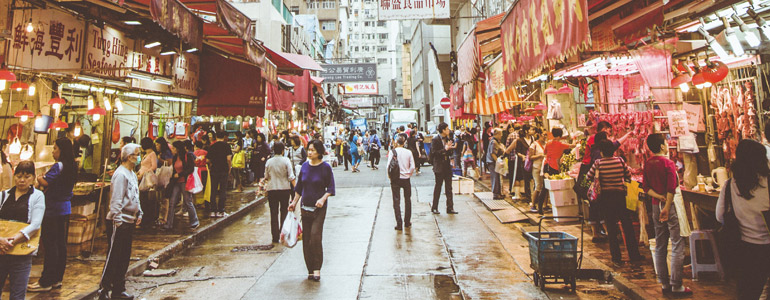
[265,47,325,74]
[311,76,326,103]
[198,50,265,117]
[456,13,504,87]
[279,70,315,116]
[266,83,293,112]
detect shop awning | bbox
[198,50,265,117]
[476,13,504,59]
[278,77,295,92]
[279,70,316,116]
[265,47,325,74]
[463,82,517,116]
[456,13,504,87]
[266,82,293,112]
[311,76,326,104]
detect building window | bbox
[378,33,388,39]
[322,0,336,9]
[308,1,319,9]
[363,46,369,51]
[355,46,359,51]
[321,20,336,31]
[377,21,385,26]
[378,58,388,64]
[290,5,300,14]
[377,46,387,52]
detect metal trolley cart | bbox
[524,216,584,292]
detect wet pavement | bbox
[112,157,628,300]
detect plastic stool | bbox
[689,230,724,281]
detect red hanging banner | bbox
[500,0,591,86]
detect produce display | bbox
[546,173,572,180]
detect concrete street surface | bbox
[122,156,627,300]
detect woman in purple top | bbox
[288,139,335,282]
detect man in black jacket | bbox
[430,122,458,214]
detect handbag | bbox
[186,167,203,194]
[588,163,601,202]
[155,162,174,189]
[0,191,41,255]
[495,157,508,176]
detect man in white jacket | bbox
[387,134,415,231]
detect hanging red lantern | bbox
[702,60,729,83]
[14,104,35,122]
[11,82,29,91]
[51,117,68,130]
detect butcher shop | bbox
[449,0,770,295]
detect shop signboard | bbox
[262,59,277,86]
[127,40,172,93]
[343,97,373,107]
[350,118,368,132]
[682,102,705,132]
[83,24,134,79]
[666,110,688,137]
[500,0,590,86]
[343,82,378,95]
[378,0,449,20]
[402,44,412,100]
[172,53,200,97]
[486,56,505,96]
[320,63,377,83]
[7,9,85,71]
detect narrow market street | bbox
[117,158,627,300]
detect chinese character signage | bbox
[344,82,378,95]
[172,53,199,97]
[84,24,135,79]
[343,97,373,107]
[149,0,203,49]
[500,0,591,86]
[262,59,277,86]
[378,0,449,20]
[127,42,173,93]
[8,9,85,71]
[485,57,505,96]
[320,63,377,83]
[666,110,688,137]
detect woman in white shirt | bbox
[264,141,295,243]
[716,139,770,300]
[528,129,547,214]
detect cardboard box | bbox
[68,214,97,244]
[544,179,575,191]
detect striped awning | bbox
[464,82,518,115]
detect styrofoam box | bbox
[71,202,96,217]
[551,205,580,222]
[548,189,579,206]
[452,177,474,194]
[544,178,575,191]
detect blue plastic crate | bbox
[525,231,578,276]
[452,168,462,176]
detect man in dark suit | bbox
[430,122,458,214]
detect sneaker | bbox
[671,286,693,296]
[529,207,538,213]
[27,282,53,292]
[190,223,200,229]
[209,212,216,218]
[543,207,552,212]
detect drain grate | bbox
[479,199,513,211]
[231,244,275,252]
[492,209,528,224]
[474,192,494,201]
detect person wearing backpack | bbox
[388,134,415,230]
[368,130,382,170]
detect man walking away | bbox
[388,134,415,230]
[369,130,382,169]
[430,123,458,214]
[206,131,232,217]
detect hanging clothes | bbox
[548,100,563,120]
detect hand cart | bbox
[524,216,584,292]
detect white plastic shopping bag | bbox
[280,205,303,248]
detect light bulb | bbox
[20,115,28,122]
[0,79,5,91]
[104,98,111,110]
[703,82,712,88]
[26,22,33,33]
[679,83,690,92]
[74,126,81,137]
[236,119,240,125]
[87,95,94,110]
[115,98,123,112]
[93,114,100,121]
[28,85,35,96]
[0,95,3,107]
[52,103,60,111]
[16,86,22,92]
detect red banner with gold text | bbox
[500,0,591,86]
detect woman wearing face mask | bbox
[0,161,45,300]
[29,138,77,293]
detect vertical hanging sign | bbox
[500,0,591,87]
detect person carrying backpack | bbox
[369,130,382,169]
[387,133,415,231]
